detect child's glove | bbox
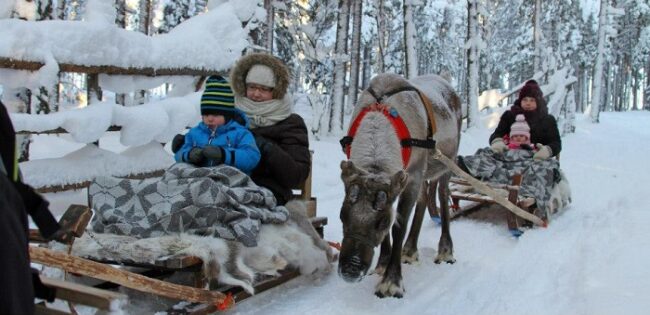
[490,138,507,153]
[171,134,185,153]
[187,147,204,165]
[533,144,552,160]
[202,146,224,164]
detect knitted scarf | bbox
[235,95,292,128]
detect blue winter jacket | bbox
[174,111,260,174]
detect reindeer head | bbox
[338,160,408,282]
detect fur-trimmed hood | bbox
[229,53,290,100]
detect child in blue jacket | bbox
[175,76,260,174]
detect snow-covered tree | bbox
[158,0,191,34]
[465,0,483,129]
[590,0,624,123]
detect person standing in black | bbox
[1,100,63,314]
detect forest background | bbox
[0,0,649,155]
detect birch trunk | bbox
[347,0,362,110]
[375,0,385,73]
[135,0,153,105]
[264,0,274,51]
[403,1,418,79]
[115,0,127,106]
[533,0,542,73]
[465,0,480,129]
[329,0,350,134]
[590,0,608,123]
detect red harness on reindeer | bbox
[340,86,438,168]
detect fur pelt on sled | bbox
[71,200,332,294]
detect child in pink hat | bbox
[507,114,532,150]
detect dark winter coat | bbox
[175,112,260,174]
[229,54,311,205]
[489,100,562,156]
[1,101,60,315]
[249,114,311,205]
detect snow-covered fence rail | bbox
[0,57,222,77]
[3,59,210,193]
[11,94,200,193]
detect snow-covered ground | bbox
[31,110,650,315]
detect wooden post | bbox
[29,247,228,305]
[505,174,522,231]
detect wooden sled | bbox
[32,162,328,313]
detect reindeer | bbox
[338,73,461,298]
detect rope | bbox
[432,149,546,227]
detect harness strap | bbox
[401,138,436,148]
[369,85,438,137]
[416,90,438,137]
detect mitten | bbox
[187,147,204,165]
[490,138,507,153]
[171,134,185,153]
[533,143,552,160]
[202,146,224,164]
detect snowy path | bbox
[39,112,650,315]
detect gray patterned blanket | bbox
[89,163,289,247]
[459,148,561,213]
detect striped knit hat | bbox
[200,75,236,118]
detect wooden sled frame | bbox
[447,174,540,235]
[32,157,327,314]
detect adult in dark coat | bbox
[229,53,311,205]
[489,80,561,159]
[1,101,63,314]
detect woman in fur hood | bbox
[228,53,311,205]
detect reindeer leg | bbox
[373,236,391,275]
[376,180,421,298]
[426,180,440,221]
[402,183,429,264]
[435,173,456,264]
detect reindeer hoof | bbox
[401,249,419,264]
[375,279,404,298]
[434,252,456,264]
